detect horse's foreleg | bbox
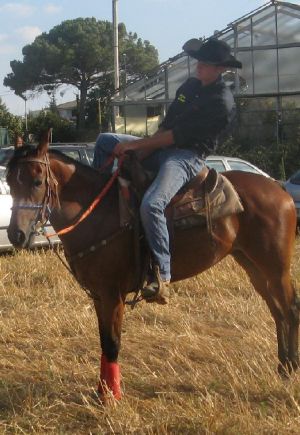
[94,292,125,400]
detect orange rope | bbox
[46,155,124,238]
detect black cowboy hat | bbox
[183,38,242,69]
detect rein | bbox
[12,153,124,239]
[46,155,124,238]
[11,152,126,298]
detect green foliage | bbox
[215,98,300,179]
[4,18,159,131]
[85,75,115,131]
[0,98,23,140]
[219,129,300,180]
[27,111,77,142]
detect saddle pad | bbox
[171,174,244,229]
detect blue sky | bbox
[1,0,299,115]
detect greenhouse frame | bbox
[111,0,300,144]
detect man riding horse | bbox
[93,38,242,303]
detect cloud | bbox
[0,44,16,55]
[0,2,35,17]
[44,3,62,14]
[0,35,16,55]
[0,33,14,53]
[15,26,42,43]
[0,34,9,42]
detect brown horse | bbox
[6,134,299,401]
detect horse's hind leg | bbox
[233,251,299,374]
[93,291,125,400]
[282,279,300,372]
[288,289,300,370]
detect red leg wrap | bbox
[105,362,121,400]
[98,355,121,400]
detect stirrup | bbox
[141,265,170,305]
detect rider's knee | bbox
[140,196,163,222]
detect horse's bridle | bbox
[11,154,60,230]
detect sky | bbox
[0,0,299,116]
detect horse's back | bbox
[224,170,296,265]
[224,171,295,216]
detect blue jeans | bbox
[93,133,204,281]
[93,133,140,171]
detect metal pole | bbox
[24,97,28,131]
[112,0,119,128]
[113,0,120,93]
[123,53,127,133]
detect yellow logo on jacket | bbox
[177,94,186,103]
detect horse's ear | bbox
[37,129,51,155]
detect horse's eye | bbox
[33,179,43,187]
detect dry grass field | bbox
[1,240,300,434]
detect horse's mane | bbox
[6,145,37,182]
[7,144,36,175]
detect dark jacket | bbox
[160,77,235,155]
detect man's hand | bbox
[113,140,138,157]
[113,130,174,158]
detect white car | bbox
[205,155,270,178]
[0,166,59,252]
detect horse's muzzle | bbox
[7,225,35,249]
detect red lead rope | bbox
[46,155,124,238]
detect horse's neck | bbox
[53,158,102,199]
[49,157,120,253]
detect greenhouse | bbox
[111,0,300,145]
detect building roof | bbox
[57,100,77,110]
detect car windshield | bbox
[0,168,5,177]
[206,159,226,172]
[0,167,9,194]
[86,149,94,165]
[0,148,14,166]
[289,170,300,185]
[227,160,260,174]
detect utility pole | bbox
[24,97,28,132]
[21,94,28,133]
[112,0,119,128]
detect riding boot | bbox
[141,265,170,305]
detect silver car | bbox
[0,143,95,167]
[284,170,300,224]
